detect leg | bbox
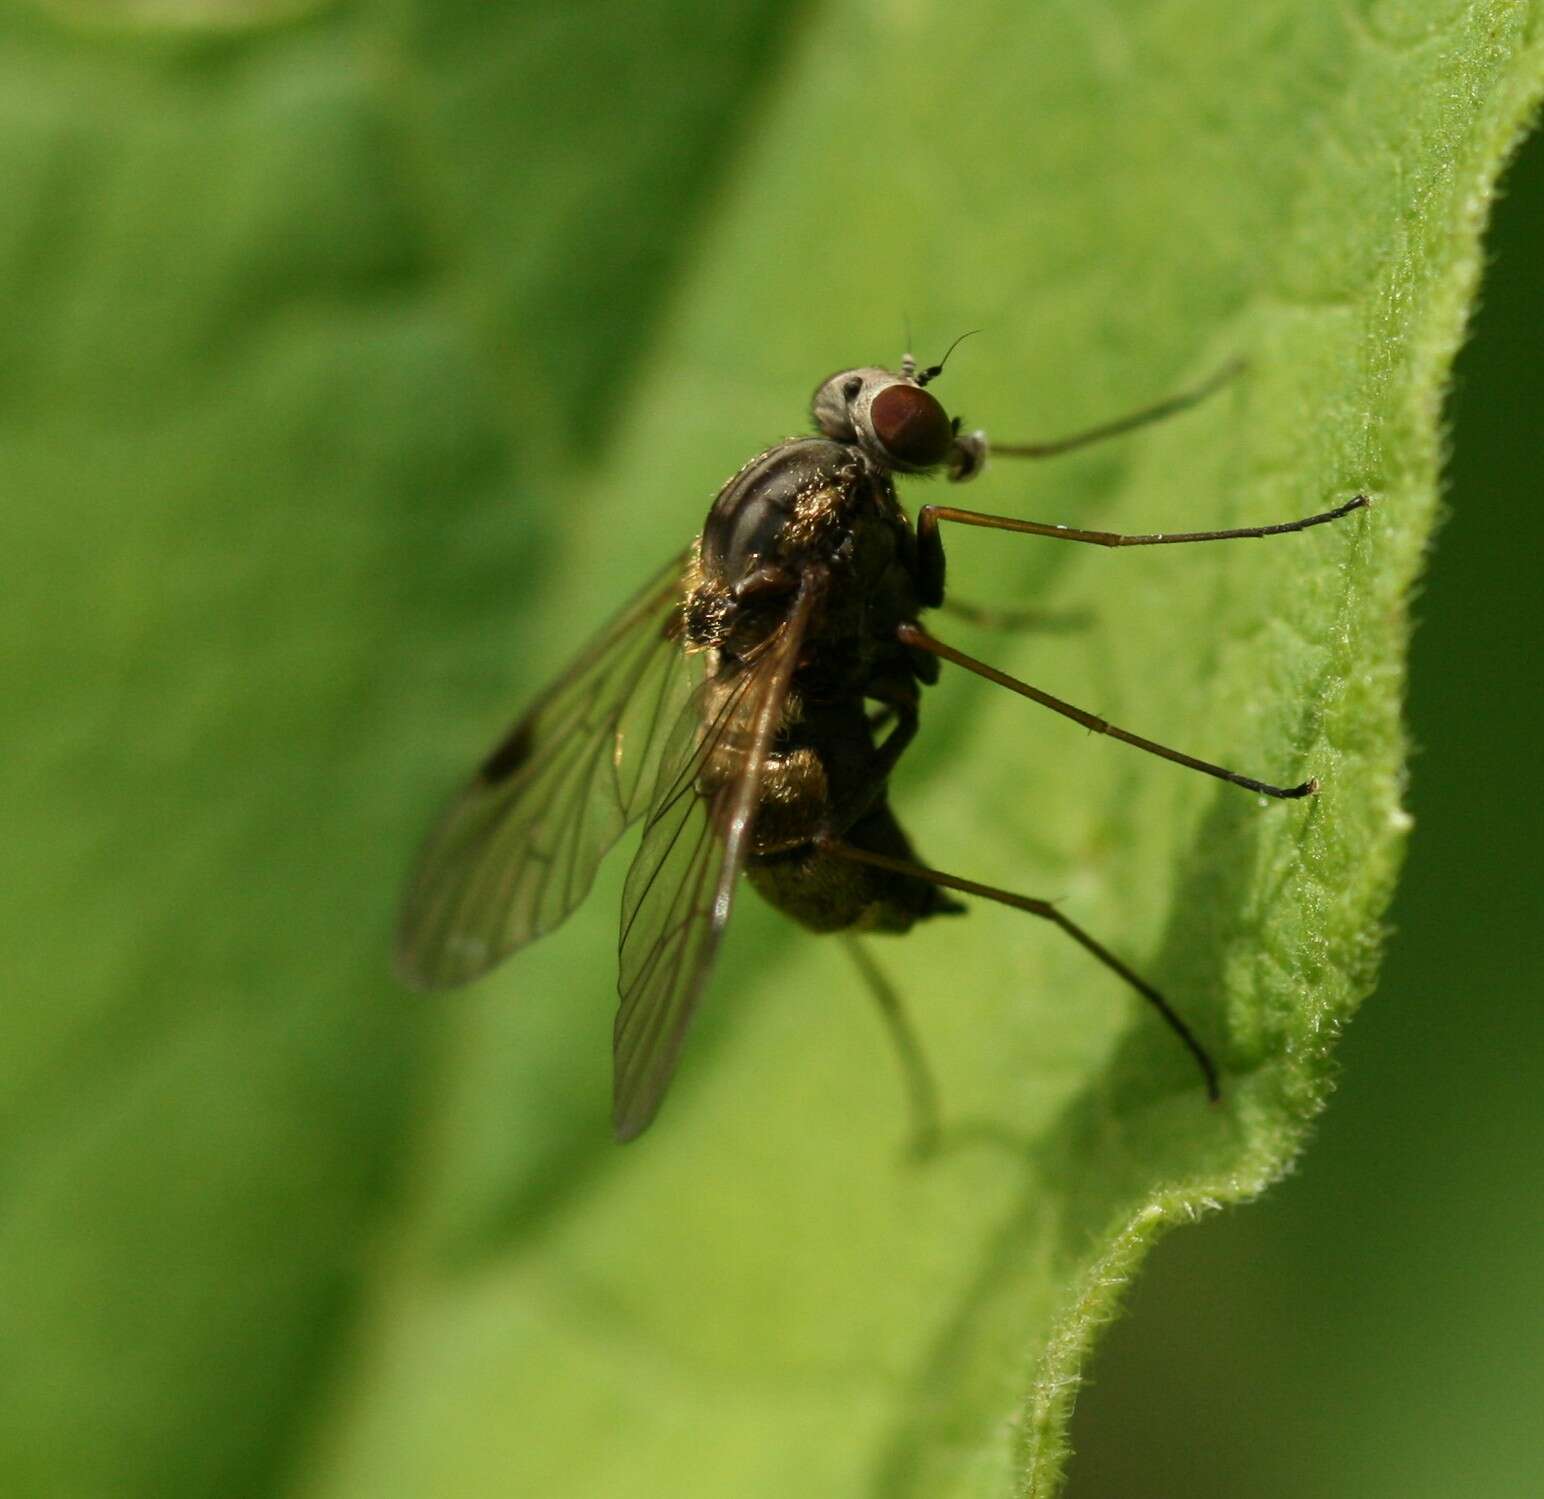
[985,359,1246,461]
[866,686,919,781]
[921,492,1369,552]
[898,623,1318,799]
[947,361,1245,480]
[843,935,941,1156]
[837,686,920,830]
[913,488,1366,607]
[822,839,1219,1100]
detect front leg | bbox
[915,504,947,608]
[915,491,1367,615]
[918,494,1368,565]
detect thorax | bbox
[684,435,922,690]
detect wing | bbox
[611,578,820,1141]
[395,551,692,990]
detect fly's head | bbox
[811,358,985,482]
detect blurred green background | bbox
[1,2,1539,1497]
[1066,128,1544,1499]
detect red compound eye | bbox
[869,383,953,468]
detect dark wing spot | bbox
[479,719,536,784]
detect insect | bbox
[395,346,1367,1142]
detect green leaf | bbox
[2,3,1539,1498]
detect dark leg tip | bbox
[1273,777,1319,799]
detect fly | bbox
[395,349,1368,1143]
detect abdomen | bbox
[746,801,963,934]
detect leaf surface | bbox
[2,2,1539,1497]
